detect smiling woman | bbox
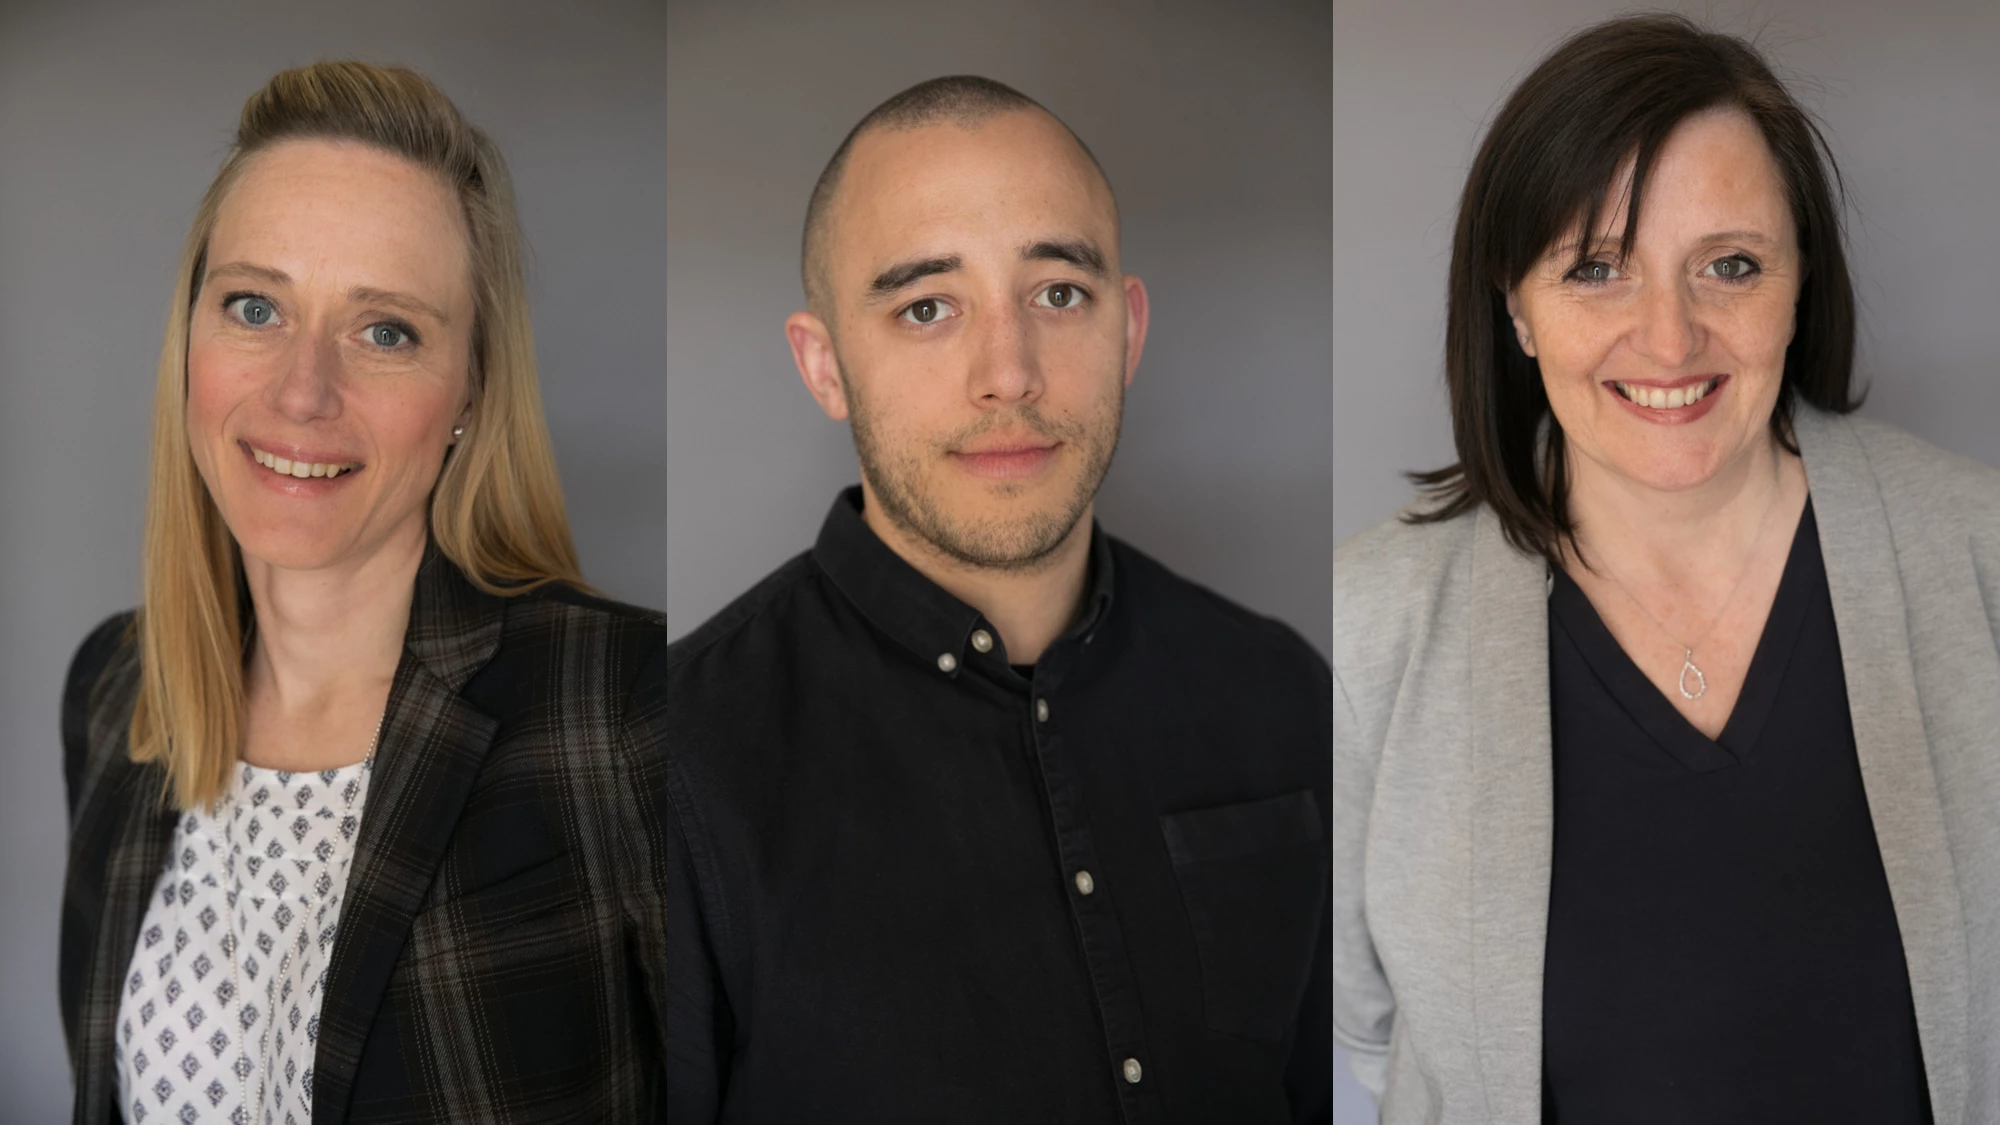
[58,62,666,1125]
[1333,14,2000,1125]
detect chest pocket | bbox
[1160,789,1325,1045]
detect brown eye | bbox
[901,298,951,325]
[1035,283,1086,310]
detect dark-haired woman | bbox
[1333,15,1995,1125]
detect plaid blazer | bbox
[59,547,668,1124]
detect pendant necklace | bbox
[1584,484,1781,702]
[225,709,385,1123]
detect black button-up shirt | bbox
[665,488,1331,1124]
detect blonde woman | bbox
[58,64,666,1123]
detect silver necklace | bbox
[225,710,384,1123]
[1582,486,1781,701]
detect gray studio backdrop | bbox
[0,0,663,1113]
[666,0,1332,659]
[1332,0,2000,1119]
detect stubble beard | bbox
[843,368,1124,574]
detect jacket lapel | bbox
[1794,408,1970,1124]
[309,547,506,1123]
[1465,506,1557,1123]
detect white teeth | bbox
[248,446,357,479]
[1616,378,1718,409]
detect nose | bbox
[1630,277,1702,369]
[964,301,1042,409]
[266,330,343,422]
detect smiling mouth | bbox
[248,444,364,480]
[1610,376,1723,410]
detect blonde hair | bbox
[131,62,585,811]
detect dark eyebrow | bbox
[1550,228,1780,260]
[868,255,963,301]
[1022,239,1107,278]
[203,262,450,325]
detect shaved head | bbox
[801,75,1117,319]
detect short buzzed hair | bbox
[800,75,1114,318]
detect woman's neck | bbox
[241,518,426,717]
[1564,434,1802,586]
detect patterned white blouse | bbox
[115,757,374,1124]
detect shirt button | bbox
[1122,1057,1143,1084]
[1074,870,1095,896]
[937,652,958,673]
[1035,698,1050,722]
[970,630,994,653]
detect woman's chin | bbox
[1586,442,1739,496]
[231,530,361,574]
[227,518,414,576]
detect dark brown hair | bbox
[1409,13,1860,560]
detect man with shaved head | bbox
[665,76,1331,1123]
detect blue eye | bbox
[225,294,280,327]
[370,324,408,348]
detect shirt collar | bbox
[812,485,1116,677]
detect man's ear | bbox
[1121,275,1149,387]
[787,310,850,421]
[1503,286,1537,358]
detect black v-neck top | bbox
[1540,500,1932,1124]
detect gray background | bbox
[1333,0,2000,1119]
[0,0,663,1113]
[666,0,1332,659]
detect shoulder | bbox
[1838,412,2000,525]
[1334,503,1479,661]
[464,583,666,726]
[63,610,139,811]
[1107,536,1327,683]
[65,610,136,715]
[512,582,664,666]
[664,550,823,676]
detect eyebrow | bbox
[1022,238,1107,278]
[204,261,453,325]
[1549,228,1781,259]
[864,238,1111,304]
[867,255,963,301]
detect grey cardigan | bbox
[1332,406,2000,1124]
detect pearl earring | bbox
[452,425,465,438]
